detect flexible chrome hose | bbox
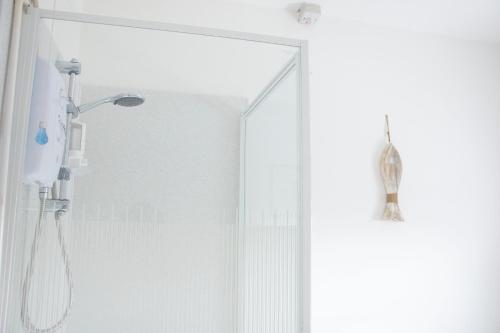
[21,194,73,333]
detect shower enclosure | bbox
[0,6,309,333]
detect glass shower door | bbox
[240,59,303,333]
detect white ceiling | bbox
[228,0,500,44]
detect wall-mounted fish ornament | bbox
[380,115,403,221]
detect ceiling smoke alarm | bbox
[297,3,321,25]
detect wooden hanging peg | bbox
[385,114,391,143]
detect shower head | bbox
[77,93,145,114]
[112,94,145,107]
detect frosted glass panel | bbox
[67,87,243,333]
[242,65,300,333]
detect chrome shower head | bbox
[77,93,145,113]
[112,94,145,107]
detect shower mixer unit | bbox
[21,57,144,333]
[23,58,82,210]
[24,58,145,206]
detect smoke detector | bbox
[297,3,321,25]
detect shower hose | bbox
[21,194,73,333]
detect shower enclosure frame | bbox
[0,6,311,333]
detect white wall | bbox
[38,0,83,60]
[310,24,500,333]
[73,86,243,224]
[38,1,500,332]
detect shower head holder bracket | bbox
[44,198,70,214]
